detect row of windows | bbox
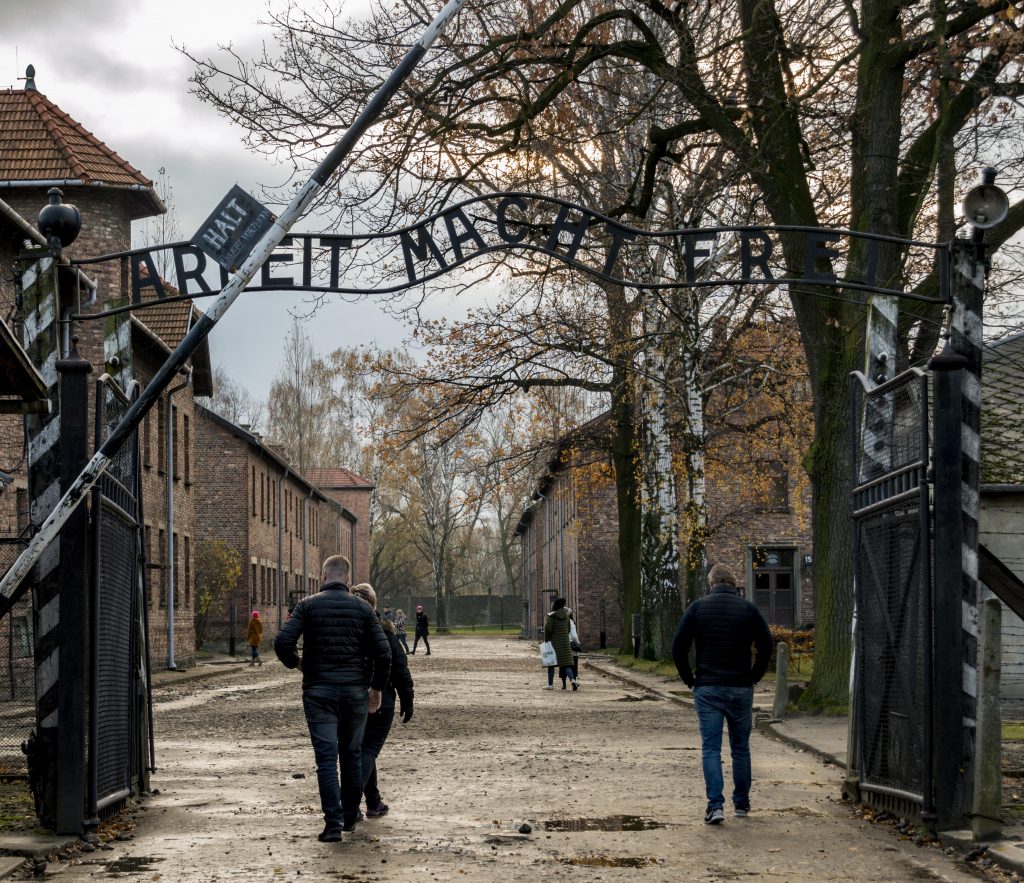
[142,403,191,484]
[250,468,320,545]
[144,525,191,609]
[250,562,319,608]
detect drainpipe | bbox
[165,371,190,670]
[277,467,290,628]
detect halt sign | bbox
[191,185,276,272]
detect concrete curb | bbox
[151,658,264,691]
[755,719,846,768]
[583,659,692,706]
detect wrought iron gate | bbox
[89,375,149,814]
[851,367,933,818]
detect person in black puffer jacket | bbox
[275,555,391,843]
[672,562,772,827]
[351,584,414,819]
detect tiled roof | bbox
[132,276,214,397]
[307,467,374,490]
[0,86,162,215]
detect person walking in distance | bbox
[672,563,772,825]
[411,605,431,655]
[544,597,577,690]
[247,610,263,666]
[274,555,391,843]
[351,584,414,819]
[394,608,410,654]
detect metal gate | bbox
[89,375,149,815]
[851,367,932,818]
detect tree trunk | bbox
[610,364,642,654]
[639,303,682,660]
[799,336,859,710]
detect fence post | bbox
[56,338,91,834]
[930,337,967,829]
[773,642,789,720]
[972,597,1002,841]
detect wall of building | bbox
[318,486,371,585]
[137,344,200,668]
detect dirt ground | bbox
[35,637,1002,881]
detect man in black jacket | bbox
[672,562,773,826]
[275,555,391,843]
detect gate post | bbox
[55,338,92,833]
[929,342,966,828]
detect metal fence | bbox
[89,376,146,812]
[852,368,932,817]
[0,494,34,775]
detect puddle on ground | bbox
[615,694,662,702]
[545,815,667,832]
[559,855,661,868]
[103,856,165,875]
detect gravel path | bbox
[48,637,989,881]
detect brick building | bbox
[194,407,371,651]
[516,324,815,650]
[306,468,374,585]
[0,70,213,671]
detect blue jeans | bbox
[302,684,369,827]
[693,685,753,811]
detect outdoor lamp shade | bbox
[962,179,1009,230]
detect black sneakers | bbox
[704,807,725,825]
[343,811,364,833]
[366,803,389,818]
[318,825,342,842]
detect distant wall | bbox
[376,594,519,629]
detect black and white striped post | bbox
[930,168,1006,829]
[0,0,467,611]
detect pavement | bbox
[2,647,1023,879]
[585,654,1024,880]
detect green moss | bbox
[1002,721,1024,741]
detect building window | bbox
[143,414,152,468]
[158,528,166,607]
[173,532,180,605]
[754,460,790,514]
[261,473,266,522]
[252,466,257,517]
[184,536,191,606]
[285,489,289,531]
[145,525,152,605]
[272,480,277,526]
[261,564,267,606]
[183,415,191,485]
[172,406,181,480]
[157,402,166,473]
[251,563,258,607]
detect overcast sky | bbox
[4,0,419,401]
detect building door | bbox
[752,548,795,627]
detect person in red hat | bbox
[247,610,264,666]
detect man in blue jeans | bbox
[275,555,391,842]
[672,562,773,825]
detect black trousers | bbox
[413,632,431,653]
[361,700,395,809]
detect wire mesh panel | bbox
[982,334,1024,486]
[852,368,931,812]
[91,377,140,807]
[856,503,929,795]
[0,493,34,775]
